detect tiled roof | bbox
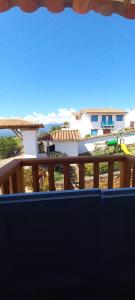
[73,108,127,117]
[81,108,127,114]
[0,0,135,19]
[0,119,44,129]
[42,130,81,141]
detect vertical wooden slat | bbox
[48,164,55,191]
[125,161,131,187]
[120,160,131,188]
[132,164,135,187]
[79,162,85,189]
[12,172,18,193]
[16,166,24,193]
[3,178,10,194]
[108,162,114,189]
[94,162,99,188]
[64,164,70,190]
[32,166,39,192]
[120,161,125,188]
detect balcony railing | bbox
[101,121,114,127]
[0,155,135,195]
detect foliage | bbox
[40,177,49,192]
[38,140,45,153]
[85,162,120,177]
[50,125,62,133]
[38,131,49,137]
[54,171,64,182]
[49,151,67,172]
[24,167,32,189]
[124,127,132,131]
[63,121,69,126]
[85,134,91,138]
[0,136,22,159]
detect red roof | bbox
[42,130,81,141]
[0,119,44,129]
[0,0,135,19]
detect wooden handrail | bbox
[0,159,21,185]
[20,155,126,166]
[0,155,134,195]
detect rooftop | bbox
[73,108,127,117]
[0,119,44,129]
[81,108,127,114]
[0,0,134,19]
[42,130,81,141]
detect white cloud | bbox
[24,108,76,125]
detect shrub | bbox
[0,136,22,159]
[85,161,120,177]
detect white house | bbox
[42,128,135,157]
[70,108,127,137]
[0,119,44,157]
[125,108,135,128]
[42,130,80,156]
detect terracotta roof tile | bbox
[73,108,127,118]
[0,119,44,129]
[42,130,81,141]
[0,0,135,19]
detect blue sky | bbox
[0,8,135,122]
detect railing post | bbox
[108,162,114,189]
[3,178,10,194]
[64,164,70,190]
[48,164,55,191]
[132,164,135,187]
[16,166,24,193]
[94,162,99,188]
[12,172,18,193]
[32,166,39,192]
[79,162,85,189]
[120,159,131,188]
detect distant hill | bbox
[0,129,15,137]
[39,123,62,134]
[0,124,62,137]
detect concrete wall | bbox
[78,140,95,154]
[78,132,135,155]
[55,141,78,156]
[21,129,38,157]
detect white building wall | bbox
[125,109,135,128]
[54,141,78,156]
[70,112,125,137]
[21,129,38,157]
[78,140,95,154]
[122,134,135,145]
[70,115,81,130]
[113,115,125,131]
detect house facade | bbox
[70,108,127,137]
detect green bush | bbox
[0,136,22,159]
[85,162,120,177]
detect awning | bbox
[0,0,135,19]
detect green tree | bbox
[50,125,62,133]
[0,137,22,159]
[63,121,69,126]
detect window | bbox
[116,115,123,121]
[102,115,106,122]
[108,115,112,123]
[91,129,98,136]
[91,115,98,122]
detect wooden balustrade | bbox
[0,155,135,195]
[0,159,24,195]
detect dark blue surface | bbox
[0,188,135,297]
